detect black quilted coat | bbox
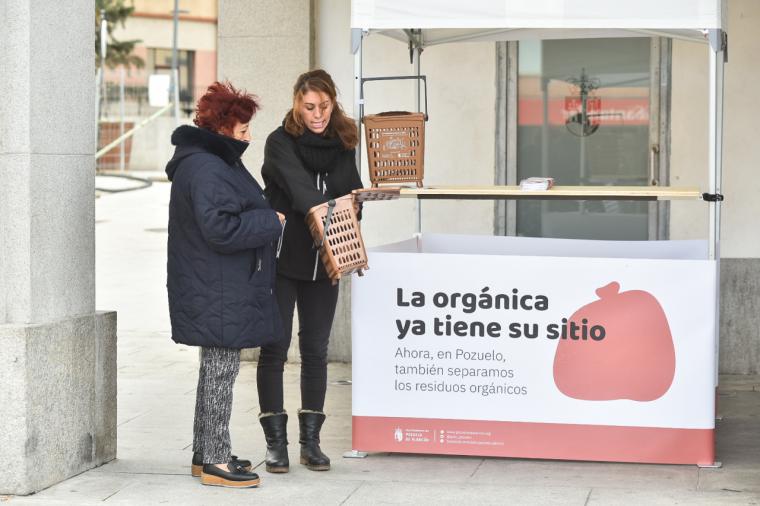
[165,125,284,349]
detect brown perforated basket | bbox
[363,111,425,188]
[305,194,368,285]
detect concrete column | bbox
[0,0,117,495]
[218,0,313,173]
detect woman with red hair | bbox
[166,81,285,488]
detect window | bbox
[498,38,671,240]
[147,48,196,106]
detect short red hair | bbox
[194,81,260,133]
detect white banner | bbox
[352,234,716,430]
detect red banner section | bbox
[353,416,714,465]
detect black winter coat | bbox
[261,126,363,281]
[166,125,284,349]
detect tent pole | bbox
[353,29,364,176]
[708,29,726,389]
[707,30,725,262]
[415,37,423,235]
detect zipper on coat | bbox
[270,238,277,295]
[313,171,324,280]
[312,250,319,281]
[316,172,328,195]
[276,220,286,259]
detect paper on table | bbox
[519,177,555,191]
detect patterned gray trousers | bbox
[192,347,241,464]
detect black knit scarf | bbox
[294,129,344,174]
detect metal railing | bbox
[95,103,173,160]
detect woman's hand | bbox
[353,200,363,220]
[276,212,286,225]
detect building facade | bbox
[101,0,218,170]
[108,0,217,108]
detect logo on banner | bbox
[553,282,676,402]
[394,427,403,442]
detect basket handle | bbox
[316,199,337,250]
[360,75,428,121]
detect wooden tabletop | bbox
[396,185,703,201]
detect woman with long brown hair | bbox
[257,69,363,473]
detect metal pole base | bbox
[342,450,368,459]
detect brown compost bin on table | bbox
[363,111,425,188]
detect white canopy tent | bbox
[350,0,726,257]
[350,0,727,388]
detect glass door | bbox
[514,38,665,240]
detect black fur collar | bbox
[171,125,248,165]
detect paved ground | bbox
[3,181,759,505]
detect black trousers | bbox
[257,275,339,413]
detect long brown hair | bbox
[284,69,358,150]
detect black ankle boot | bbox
[298,410,330,471]
[259,412,289,473]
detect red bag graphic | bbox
[553,281,675,401]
